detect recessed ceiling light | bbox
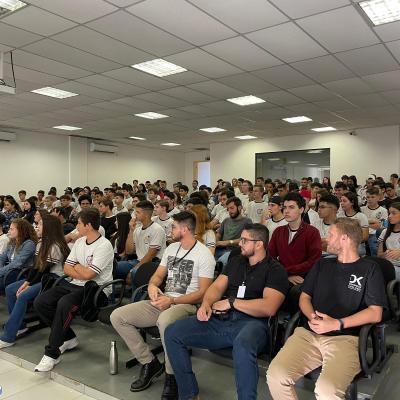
[31,87,79,99]
[307,149,324,153]
[131,59,187,77]
[227,95,265,106]
[134,112,169,120]
[0,0,26,12]
[235,135,258,140]
[129,136,146,141]
[199,127,226,133]
[359,0,400,25]
[161,142,181,146]
[283,116,313,123]
[53,125,82,131]
[268,158,280,161]
[307,163,318,166]
[311,126,337,132]
[288,161,300,164]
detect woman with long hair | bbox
[2,198,21,233]
[0,218,37,291]
[378,202,400,279]
[338,191,369,254]
[322,177,333,192]
[112,212,131,259]
[0,214,69,348]
[190,204,216,255]
[21,198,37,224]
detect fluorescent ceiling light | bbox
[131,59,187,77]
[268,158,280,161]
[227,95,265,106]
[235,135,258,140]
[307,163,318,166]
[311,126,337,132]
[134,112,169,119]
[359,0,400,25]
[31,87,78,99]
[161,143,181,146]
[199,127,226,133]
[0,0,26,11]
[53,125,81,131]
[129,136,146,140]
[283,116,312,123]
[288,161,300,164]
[307,149,324,153]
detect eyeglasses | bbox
[239,237,260,244]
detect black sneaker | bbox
[161,373,178,400]
[130,358,165,392]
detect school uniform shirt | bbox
[311,218,332,239]
[337,210,369,229]
[167,207,181,218]
[265,217,288,237]
[246,201,268,224]
[222,254,288,301]
[211,203,224,218]
[112,206,129,215]
[214,207,229,224]
[65,235,114,295]
[302,257,387,336]
[0,233,9,255]
[123,197,133,209]
[134,222,166,261]
[152,215,173,241]
[361,205,388,234]
[201,229,216,249]
[237,193,250,211]
[378,229,400,267]
[161,241,215,298]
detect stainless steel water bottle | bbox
[109,340,118,375]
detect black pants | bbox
[34,282,84,359]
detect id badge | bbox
[168,269,174,279]
[237,285,246,298]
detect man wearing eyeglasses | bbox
[164,223,288,400]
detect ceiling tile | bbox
[217,72,278,93]
[380,90,400,104]
[159,87,217,104]
[324,77,374,95]
[0,24,42,48]
[162,71,208,85]
[253,65,314,89]
[87,11,193,56]
[112,97,166,112]
[374,20,400,42]
[269,0,350,19]
[385,40,400,64]
[0,44,12,52]
[291,55,354,83]
[363,70,400,91]
[187,80,244,98]
[313,97,356,111]
[106,0,143,6]
[26,0,117,23]
[202,36,282,71]
[1,6,76,36]
[246,22,327,63]
[166,48,242,78]
[103,67,177,90]
[190,0,288,33]
[297,6,379,52]
[288,84,337,102]
[22,39,121,73]
[54,82,123,100]
[335,44,399,76]
[345,93,390,107]
[4,65,67,86]
[127,0,236,46]
[261,90,306,106]
[134,92,188,107]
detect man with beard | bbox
[110,211,215,399]
[215,197,252,266]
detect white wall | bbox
[0,131,184,198]
[210,125,400,185]
[183,150,210,185]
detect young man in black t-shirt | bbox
[165,223,288,400]
[267,218,387,400]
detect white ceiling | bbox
[1,0,400,151]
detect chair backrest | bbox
[132,261,160,288]
[364,256,396,285]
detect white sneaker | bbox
[16,328,29,337]
[34,355,60,372]
[59,337,79,354]
[0,340,14,349]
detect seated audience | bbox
[99,198,117,240]
[152,200,173,244]
[111,212,131,259]
[33,208,114,372]
[267,218,386,400]
[179,185,189,203]
[210,190,233,229]
[334,182,347,202]
[110,212,215,397]
[51,207,76,235]
[59,195,76,222]
[165,223,288,400]
[215,197,252,266]
[277,183,288,199]
[382,183,400,209]
[2,198,21,233]
[17,190,27,210]
[43,195,56,213]
[0,214,69,348]
[0,213,10,254]
[373,180,387,207]
[0,219,37,291]
[262,196,287,236]
[378,202,400,279]
[237,180,252,211]
[299,177,311,201]
[245,184,267,223]
[163,191,180,217]
[21,199,37,224]
[113,192,129,215]
[190,204,216,255]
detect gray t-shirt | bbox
[218,215,252,249]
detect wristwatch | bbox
[338,319,344,331]
[228,296,236,310]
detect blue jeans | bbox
[116,260,140,301]
[1,279,41,343]
[368,233,378,256]
[215,248,231,267]
[165,311,269,400]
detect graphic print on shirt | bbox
[348,274,364,292]
[165,255,194,295]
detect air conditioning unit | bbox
[0,131,16,142]
[89,142,118,154]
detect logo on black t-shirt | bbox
[348,274,363,292]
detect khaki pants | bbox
[110,300,197,374]
[267,327,361,400]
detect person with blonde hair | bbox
[190,204,216,255]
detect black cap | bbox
[269,196,282,205]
